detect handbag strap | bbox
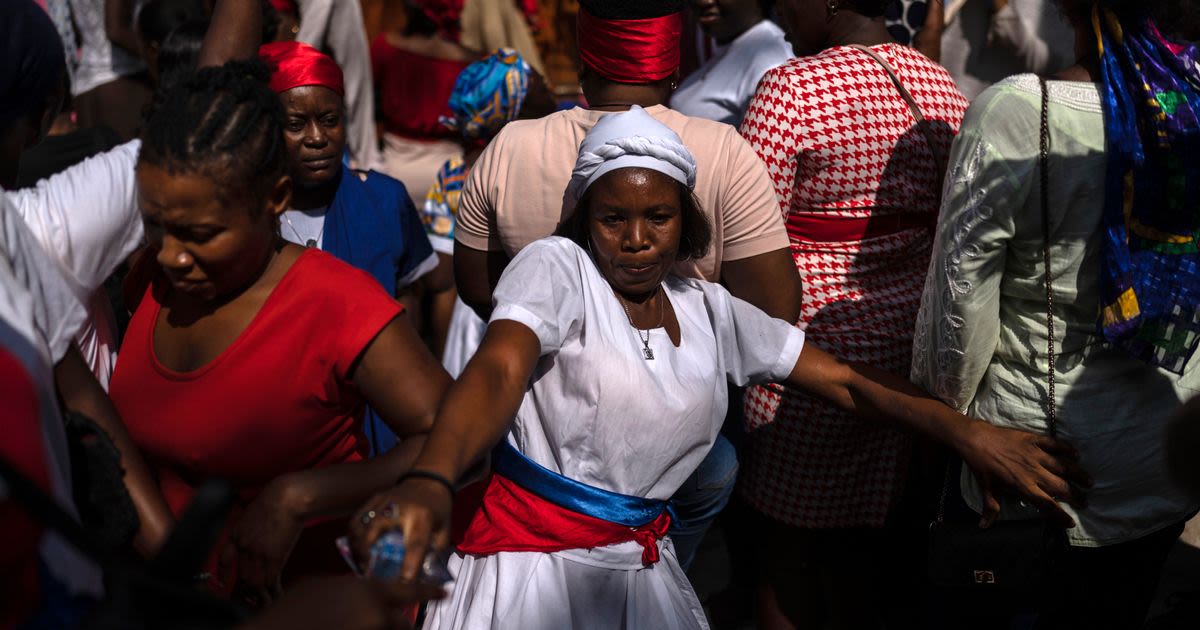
[848,44,949,179]
[933,78,1057,523]
[1038,77,1057,438]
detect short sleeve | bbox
[454,131,505,252]
[393,186,437,289]
[489,238,586,355]
[314,254,405,380]
[7,141,143,298]
[709,286,806,386]
[0,200,87,365]
[716,124,790,261]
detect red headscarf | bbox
[576,7,683,84]
[259,41,345,96]
[268,0,297,14]
[418,0,465,42]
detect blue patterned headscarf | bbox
[1093,7,1200,373]
[440,47,531,141]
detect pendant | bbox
[305,239,318,248]
[642,346,655,361]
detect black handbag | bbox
[925,76,1070,600]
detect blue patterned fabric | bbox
[1093,8,1200,373]
[440,47,531,141]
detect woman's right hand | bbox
[349,478,454,582]
[956,420,1093,528]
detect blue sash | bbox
[491,441,674,528]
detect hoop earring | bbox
[827,0,839,18]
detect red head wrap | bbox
[419,0,465,42]
[576,7,682,84]
[259,41,345,96]
[268,0,297,14]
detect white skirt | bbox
[423,539,709,630]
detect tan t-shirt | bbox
[455,104,789,282]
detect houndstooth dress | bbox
[737,44,968,528]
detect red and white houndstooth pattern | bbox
[737,44,968,528]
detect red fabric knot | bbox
[576,8,683,83]
[259,41,345,96]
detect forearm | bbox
[838,361,978,453]
[790,345,977,454]
[197,0,263,67]
[277,437,427,521]
[408,336,531,483]
[54,346,173,555]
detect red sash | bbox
[454,474,673,566]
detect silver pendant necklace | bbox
[617,288,665,360]
[284,213,325,249]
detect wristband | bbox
[397,469,456,497]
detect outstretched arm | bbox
[349,320,541,580]
[785,344,1091,527]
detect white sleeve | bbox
[711,286,806,386]
[489,239,587,355]
[7,140,144,299]
[0,199,87,364]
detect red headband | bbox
[259,41,345,97]
[268,0,297,14]
[576,8,682,83]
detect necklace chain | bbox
[284,212,325,248]
[617,288,665,360]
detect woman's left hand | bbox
[956,420,1093,528]
[220,477,307,608]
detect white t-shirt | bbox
[68,0,147,96]
[0,197,103,598]
[670,20,793,127]
[425,237,804,629]
[281,206,329,249]
[8,140,144,389]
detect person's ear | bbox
[265,174,293,220]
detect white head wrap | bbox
[566,105,698,202]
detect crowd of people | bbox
[1,0,1199,629]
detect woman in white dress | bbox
[349,106,1089,629]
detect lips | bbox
[619,261,659,276]
[302,155,337,170]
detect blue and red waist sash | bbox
[453,441,675,565]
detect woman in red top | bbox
[108,61,450,607]
[371,0,476,204]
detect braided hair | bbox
[140,60,286,208]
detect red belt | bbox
[787,212,935,243]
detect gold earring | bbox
[827,0,839,17]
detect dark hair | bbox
[140,60,286,205]
[555,175,713,262]
[157,19,208,89]
[1053,0,1150,21]
[261,0,282,42]
[136,0,205,46]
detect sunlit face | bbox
[280,85,346,189]
[137,163,290,302]
[585,168,684,298]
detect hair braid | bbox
[140,59,286,204]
